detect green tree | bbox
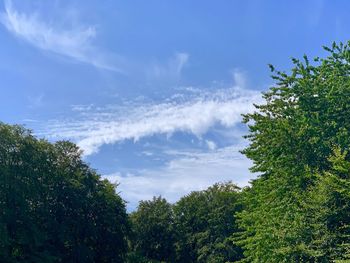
[174,182,243,263]
[129,196,176,262]
[0,123,129,262]
[236,42,350,262]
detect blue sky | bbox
[0,0,349,209]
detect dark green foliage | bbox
[236,42,350,262]
[126,251,158,263]
[129,196,176,262]
[128,183,243,263]
[0,123,129,262]
[173,182,243,263]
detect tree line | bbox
[2,41,350,262]
[128,183,242,262]
[0,122,242,262]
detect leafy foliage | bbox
[0,123,129,262]
[128,183,243,263]
[236,42,350,262]
[301,148,350,262]
[129,196,176,262]
[173,182,243,263]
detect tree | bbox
[0,123,129,262]
[235,42,350,262]
[174,182,243,263]
[129,196,176,262]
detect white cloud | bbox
[105,144,254,210]
[40,85,262,155]
[148,52,189,80]
[206,140,217,150]
[28,93,44,108]
[232,68,247,88]
[1,0,120,71]
[173,52,189,75]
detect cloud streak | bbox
[1,0,120,71]
[39,85,262,155]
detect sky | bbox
[0,0,349,210]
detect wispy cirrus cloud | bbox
[1,0,120,71]
[32,71,261,209]
[148,52,189,80]
[106,144,253,209]
[39,82,262,155]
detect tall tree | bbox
[236,42,350,262]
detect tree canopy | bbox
[128,182,243,263]
[235,42,350,262]
[0,123,129,262]
[174,182,243,263]
[129,196,176,262]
